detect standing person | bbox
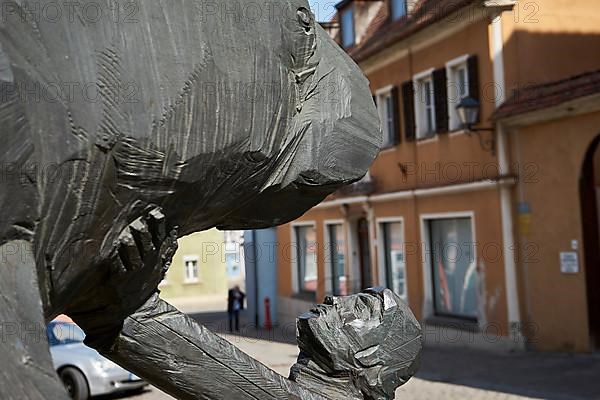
[227,285,245,332]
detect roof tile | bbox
[493,69,600,120]
[346,0,476,61]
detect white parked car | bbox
[48,320,147,399]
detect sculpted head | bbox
[139,0,382,234]
[91,1,380,252]
[292,288,422,399]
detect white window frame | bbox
[413,68,436,139]
[419,212,477,320]
[183,255,200,284]
[446,55,470,132]
[323,220,346,296]
[375,85,396,148]
[376,217,407,302]
[290,221,317,294]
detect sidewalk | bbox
[162,294,227,314]
[417,345,600,400]
[215,334,540,400]
[130,311,600,399]
[188,311,600,400]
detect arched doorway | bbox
[580,134,600,349]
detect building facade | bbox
[276,0,600,352]
[224,230,246,290]
[244,229,280,329]
[159,229,229,304]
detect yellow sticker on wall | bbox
[518,202,532,236]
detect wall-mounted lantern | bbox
[456,96,496,156]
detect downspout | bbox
[249,230,260,328]
[491,12,523,347]
[364,201,377,287]
[406,45,426,318]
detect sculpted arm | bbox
[102,294,324,400]
[72,211,421,400]
[67,209,322,399]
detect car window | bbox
[47,322,86,347]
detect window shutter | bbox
[467,55,480,122]
[401,81,415,142]
[391,86,401,144]
[372,94,382,144]
[433,68,448,133]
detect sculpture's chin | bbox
[214,182,335,231]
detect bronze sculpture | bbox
[0,0,422,398]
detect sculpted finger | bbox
[159,228,179,273]
[111,248,128,275]
[118,226,143,271]
[129,216,156,261]
[147,207,167,250]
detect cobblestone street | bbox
[128,377,538,400]
[102,312,600,400]
[105,321,600,400]
[127,378,538,400]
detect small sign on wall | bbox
[518,202,532,236]
[560,252,579,274]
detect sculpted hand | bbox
[67,206,178,350]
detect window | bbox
[225,240,242,278]
[327,224,347,296]
[447,57,470,131]
[390,0,407,20]
[377,90,396,147]
[428,218,478,320]
[380,221,406,299]
[224,230,245,278]
[47,322,86,347]
[340,7,355,48]
[184,256,200,283]
[414,71,436,139]
[225,253,241,277]
[295,225,317,293]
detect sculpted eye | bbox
[296,7,313,33]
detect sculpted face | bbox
[0,0,380,313]
[141,1,382,233]
[295,289,422,399]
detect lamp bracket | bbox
[465,125,496,156]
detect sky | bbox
[309,0,337,22]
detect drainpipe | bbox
[252,230,260,328]
[244,230,260,329]
[491,12,523,346]
[362,201,377,288]
[497,123,523,346]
